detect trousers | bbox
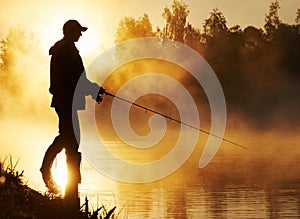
[41,106,81,184]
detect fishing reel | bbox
[96,87,106,104]
[96,95,103,104]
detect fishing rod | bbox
[103,91,248,150]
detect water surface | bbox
[78,138,300,218]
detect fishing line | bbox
[103,91,248,150]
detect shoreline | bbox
[0,157,116,219]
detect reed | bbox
[0,155,117,219]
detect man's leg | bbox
[40,135,64,192]
[65,109,81,189]
[40,107,66,192]
[64,109,81,216]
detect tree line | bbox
[0,0,299,128]
[114,0,300,128]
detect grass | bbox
[0,156,117,219]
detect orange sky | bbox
[1,0,299,55]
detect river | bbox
[1,118,299,218]
[76,137,300,218]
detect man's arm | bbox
[80,71,105,102]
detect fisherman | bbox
[40,20,105,193]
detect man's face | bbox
[73,30,82,42]
[65,29,82,42]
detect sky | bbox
[1,0,299,56]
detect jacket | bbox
[49,38,99,110]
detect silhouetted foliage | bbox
[296,8,300,24]
[183,23,204,53]
[203,8,228,39]
[114,0,300,128]
[264,0,281,42]
[161,0,189,42]
[0,26,35,69]
[0,26,47,116]
[0,157,117,219]
[0,27,30,96]
[115,14,155,44]
[0,0,298,128]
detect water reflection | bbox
[79,139,300,218]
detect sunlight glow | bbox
[40,17,65,52]
[52,150,68,194]
[77,28,101,57]
[39,16,103,60]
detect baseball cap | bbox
[63,20,88,34]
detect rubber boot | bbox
[64,151,81,214]
[40,136,63,193]
[66,151,81,184]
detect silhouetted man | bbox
[40,20,105,194]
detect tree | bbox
[0,26,47,115]
[201,8,229,63]
[161,0,189,42]
[111,0,300,128]
[0,26,34,95]
[295,8,300,24]
[0,26,33,69]
[243,26,264,49]
[264,0,281,41]
[202,8,228,38]
[115,14,155,43]
[296,8,300,35]
[183,23,203,53]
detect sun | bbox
[51,150,68,194]
[38,15,102,59]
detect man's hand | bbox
[96,87,105,104]
[98,87,106,95]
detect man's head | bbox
[63,20,87,42]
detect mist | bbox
[0,26,58,190]
[0,26,51,117]
[1,1,299,138]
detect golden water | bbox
[78,138,300,218]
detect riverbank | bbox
[0,157,116,219]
